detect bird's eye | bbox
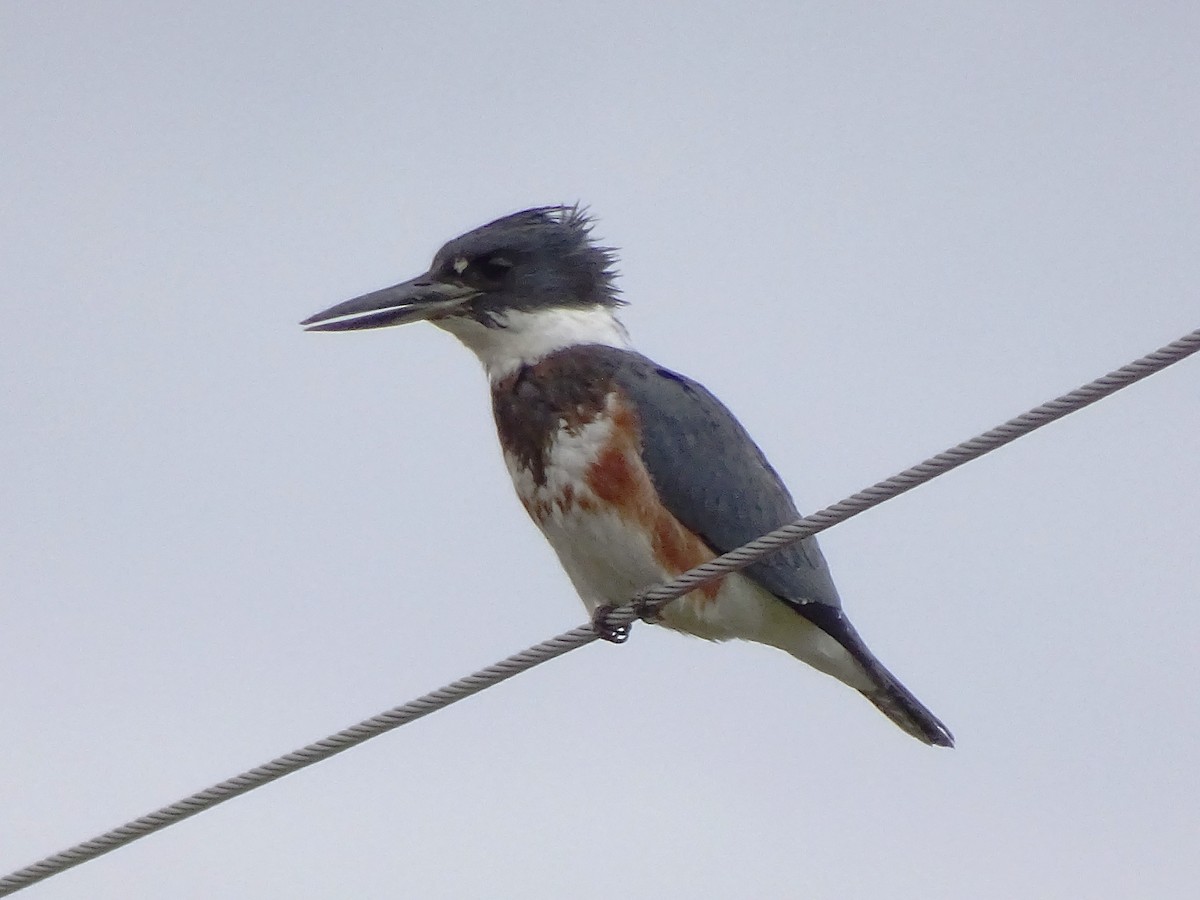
[475,255,514,281]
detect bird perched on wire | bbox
[302,206,952,746]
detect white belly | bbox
[527,496,869,687]
[528,489,774,639]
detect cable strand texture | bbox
[2,326,1197,896]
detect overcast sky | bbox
[2,3,1198,898]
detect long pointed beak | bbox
[301,274,480,332]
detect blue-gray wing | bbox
[606,349,843,611]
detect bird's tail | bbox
[795,604,954,747]
[857,660,954,747]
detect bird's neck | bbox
[434,305,631,381]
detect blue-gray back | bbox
[600,347,843,611]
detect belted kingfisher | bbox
[302,206,953,747]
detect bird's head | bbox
[301,206,621,334]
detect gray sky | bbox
[2,2,1198,898]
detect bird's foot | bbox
[590,604,632,644]
[591,596,666,643]
[634,595,665,625]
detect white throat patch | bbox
[434,305,631,381]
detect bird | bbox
[302,206,953,747]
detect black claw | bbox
[591,604,631,644]
[634,596,664,624]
